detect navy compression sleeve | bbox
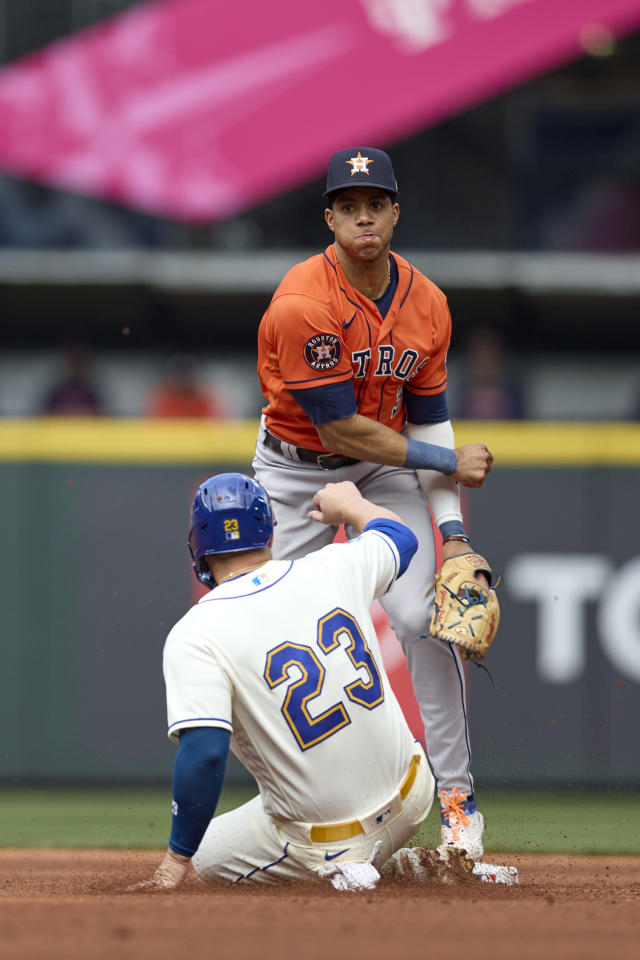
[168,727,230,857]
[363,518,418,578]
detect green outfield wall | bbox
[1,419,639,786]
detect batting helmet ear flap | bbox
[188,539,217,589]
[188,473,274,590]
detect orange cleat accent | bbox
[439,788,471,841]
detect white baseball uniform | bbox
[252,427,474,800]
[163,528,434,883]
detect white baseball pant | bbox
[193,748,433,884]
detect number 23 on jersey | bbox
[263,608,384,751]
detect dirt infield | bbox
[0,850,638,960]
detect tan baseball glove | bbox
[429,553,500,661]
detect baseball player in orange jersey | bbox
[253,147,494,860]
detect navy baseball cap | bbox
[324,148,398,199]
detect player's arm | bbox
[127,629,233,893]
[308,480,418,578]
[315,412,492,488]
[408,419,481,559]
[127,727,230,892]
[406,388,466,554]
[309,479,403,530]
[405,389,490,582]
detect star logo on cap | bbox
[347,151,372,175]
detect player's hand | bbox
[442,538,473,561]
[308,481,363,526]
[441,539,490,587]
[452,444,493,488]
[123,849,191,893]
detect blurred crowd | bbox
[19,330,527,421]
[30,346,239,420]
[6,328,637,421]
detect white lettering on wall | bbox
[598,557,640,683]
[506,554,612,683]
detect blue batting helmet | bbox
[188,473,275,588]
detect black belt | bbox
[263,428,359,471]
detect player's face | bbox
[325,189,399,263]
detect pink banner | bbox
[0,0,638,220]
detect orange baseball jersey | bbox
[257,244,451,451]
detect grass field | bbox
[1,784,639,855]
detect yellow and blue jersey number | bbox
[263,608,384,750]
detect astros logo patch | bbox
[347,151,372,175]
[304,333,342,371]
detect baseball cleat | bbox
[381,847,518,887]
[438,788,484,861]
[381,846,474,885]
[472,862,519,885]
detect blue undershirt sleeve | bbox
[363,518,418,579]
[404,389,449,425]
[168,726,230,857]
[290,380,358,425]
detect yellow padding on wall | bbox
[0,418,259,464]
[0,418,639,466]
[453,421,640,466]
